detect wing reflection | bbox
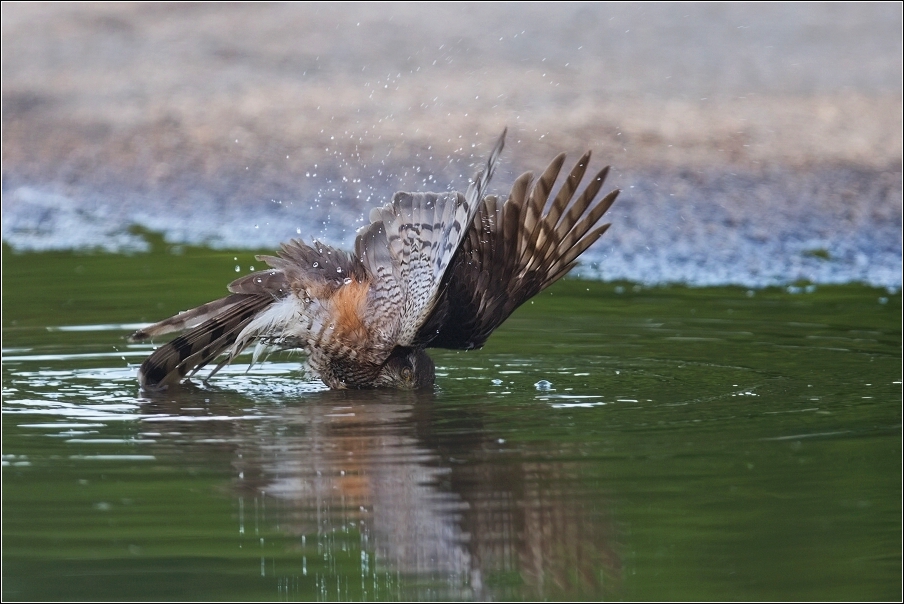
[142,387,620,599]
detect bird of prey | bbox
[131,129,619,390]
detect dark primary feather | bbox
[416,152,619,350]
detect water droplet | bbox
[343,277,352,285]
[313,262,319,268]
[235,265,241,272]
[534,380,553,391]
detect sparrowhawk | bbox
[131,129,619,390]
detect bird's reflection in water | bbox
[143,385,620,600]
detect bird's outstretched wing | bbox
[354,128,506,347]
[415,151,619,350]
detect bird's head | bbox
[376,347,435,390]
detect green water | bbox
[2,243,901,601]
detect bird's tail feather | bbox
[132,294,273,391]
[130,293,252,340]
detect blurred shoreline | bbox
[2,3,901,287]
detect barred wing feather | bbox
[355,128,506,346]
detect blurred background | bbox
[3,7,901,600]
[2,3,902,286]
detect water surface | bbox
[2,245,901,600]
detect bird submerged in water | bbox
[131,129,619,390]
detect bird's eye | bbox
[401,367,413,380]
